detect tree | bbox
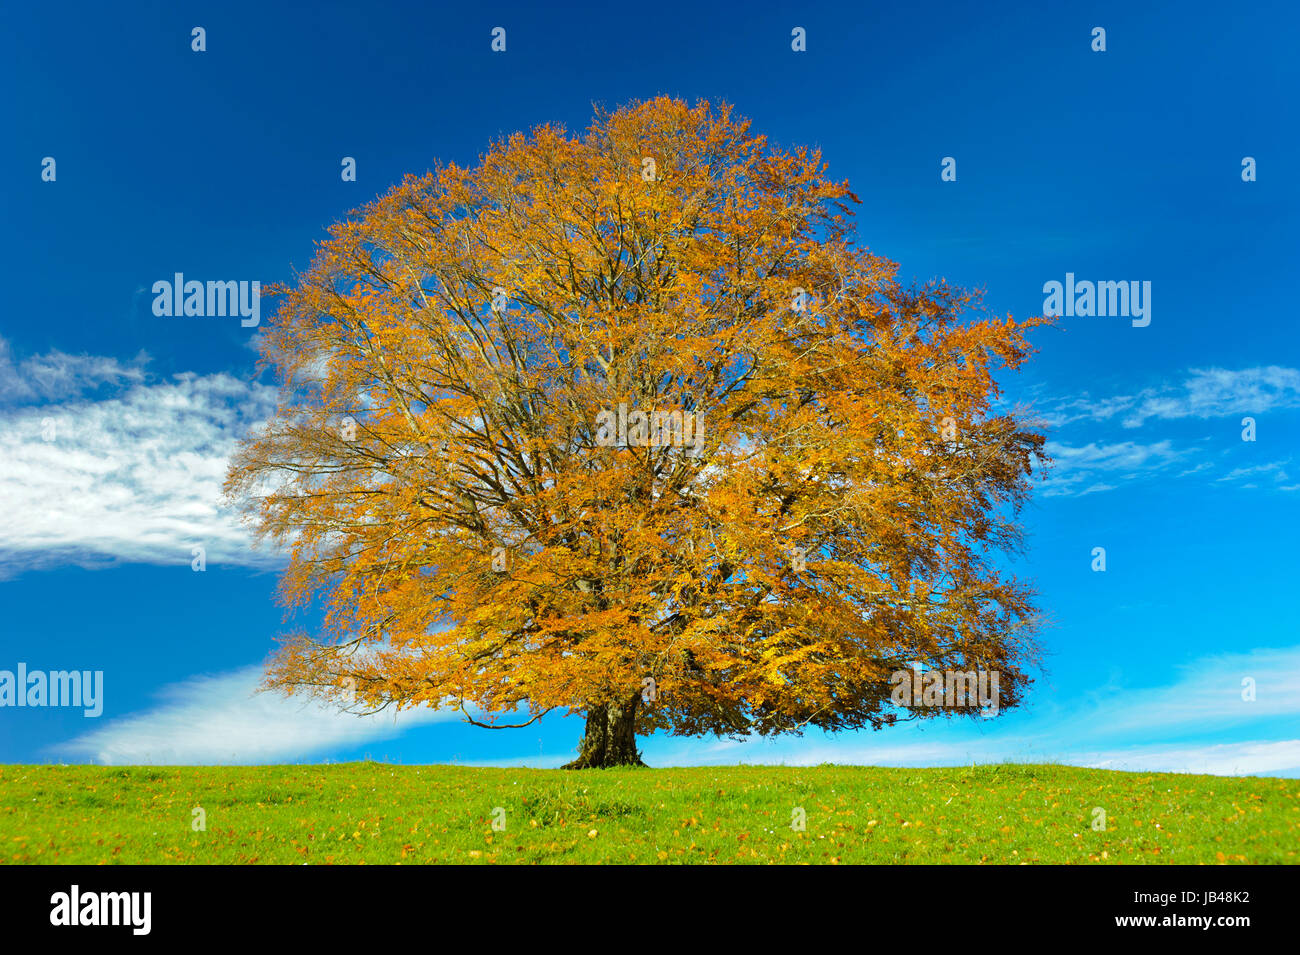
[224,97,1047,769]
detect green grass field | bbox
[1,762,1295,864]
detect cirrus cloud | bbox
[0,339,280,576]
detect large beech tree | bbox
[225,98,1046,768]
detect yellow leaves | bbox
[226,97,1046,741]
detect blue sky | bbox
[2,0,1298,774]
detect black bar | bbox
[0,863,1280,941]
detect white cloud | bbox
[1032,366,1300,496]
[1039,366,1300,429]
[1214,461,1290,484]
[1081,740,1300,777]
[55,666,463,764]
[0,339,148,403]
[0,360,280,576]
[1047,439,1184,470]
[1063,646,1300,738]
[1076,482,1117,496]
[1148,366,1300,427]
[1040,439,1189,496]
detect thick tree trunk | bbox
[562,696,647,769]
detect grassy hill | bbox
[1,762,1295,864]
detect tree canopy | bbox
[224,97,1047,767]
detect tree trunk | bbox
[562,696,647,769]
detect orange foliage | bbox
[224,97,1048,746]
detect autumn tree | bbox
[224,97,1047,768]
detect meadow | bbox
[1,763,1295,864]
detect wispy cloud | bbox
[1046,439,1186,471]
[55,666,462,765]
[0,343,279,576]
[1214,460,1291,486]
[1035,366,1300,497]
[1040,439,1191,496]
[1081,740,1300,776]
[0,339,149,403]
[1040,366,1300,429]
